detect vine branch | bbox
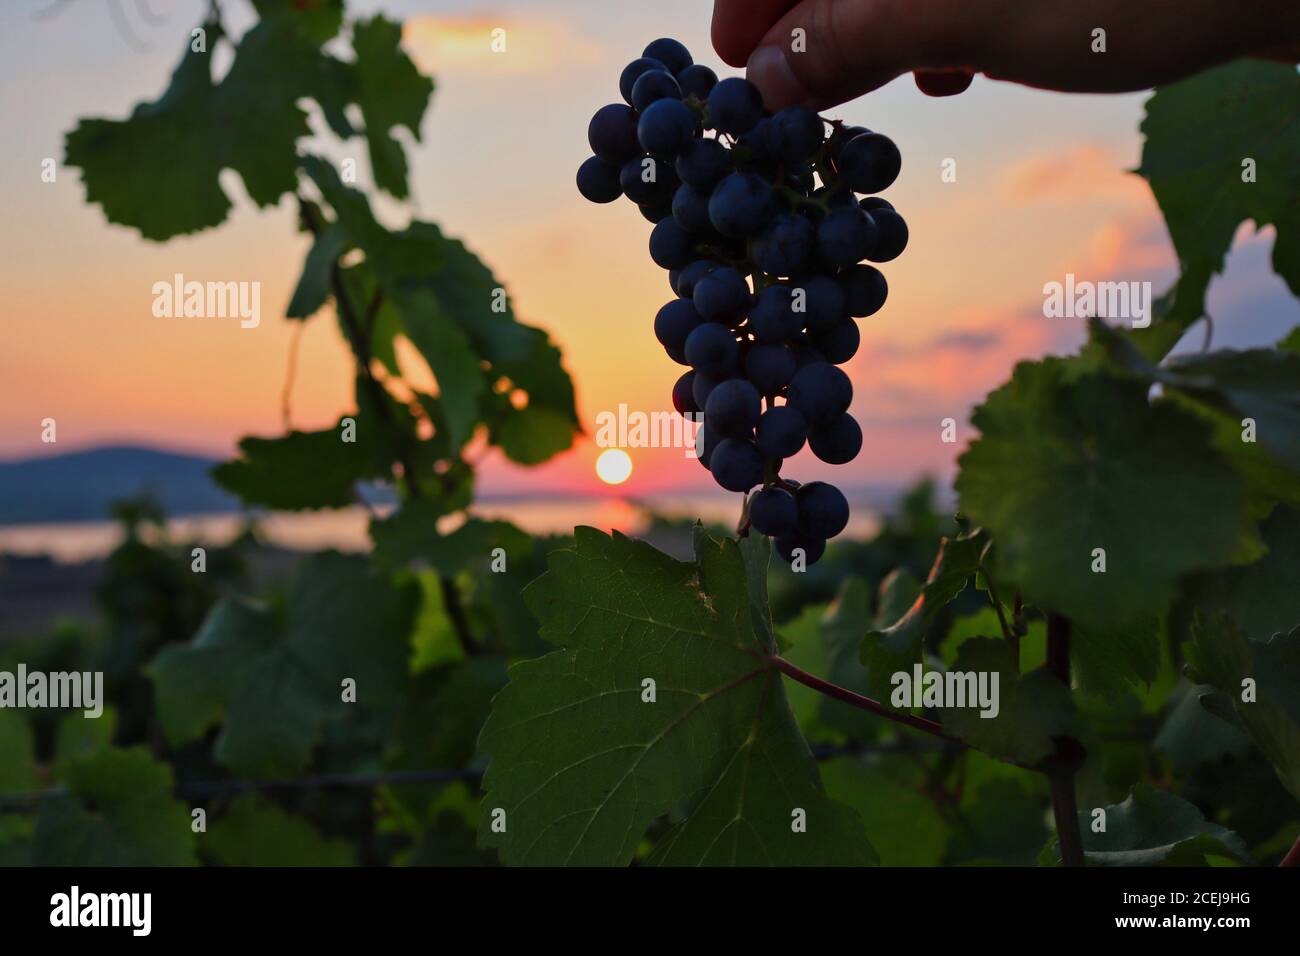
[1046,612,1086,867]
[298,194,480,658]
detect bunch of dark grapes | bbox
[577,38,907,567]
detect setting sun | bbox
[595,448,633,485]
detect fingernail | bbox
[746,45,809,111]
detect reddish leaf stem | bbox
[1280,833,1300,867]
[769,655,958,742]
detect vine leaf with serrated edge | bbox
[476,527,877,866]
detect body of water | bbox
[0,495,882,564]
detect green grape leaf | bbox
[468,532,572,660]
[0,814,34,866]
[936,638,1077,765]
[351,15,434,199]
[477,528,876,866]
[371,504,530,574]
[33,748,197,866]
[149,554,417,776]
[1072,617,1161,701]
[1162,349,1300,474]
[947,772,1050,866]
[957,358,1250,635]
[213,415,388,510]
[393,290,487,451]
[819,756,949,866]
[1184,505,1300,645]
[65,20,318,240]
[1091,320,1300,523]
[808,576,884,740]
[857,571,925,702]
[251,0,344,44]
[287,222,348,319]
[1153,682,1249,775]
[0,711,39,795]
[53,709,118,776]
[1045,784,1249,866]
[1185,612,1300,800]
[204,794,356,866]
[300,156,443,285]
[920,528,990,619]
[420,233,536,364]
[859,534,1000,700]
[1094,323,1300,477]
[774,603,832,735]
[1137,61,1300,335]
[383,658,507,822]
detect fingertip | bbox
[747,45,812,112]
[712,0,796,68]
[914,69,974,97]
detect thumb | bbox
[745,0,987,110]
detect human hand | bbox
[712,0,1300,109]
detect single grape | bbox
[631,69,682,112]
[775,533,826,566]
[649,217,695,270]
[676,63,718,99]
[808,412,862,465]
[791,343,827,368]
[835,132,901,193]
[811,318,860,363]
[828,124,870,164]
[619,157,677,205]
[749,285,802,343]
[840,264,888,317]
[696,423,722,468]
[643,38,693,74]
[756,405,807,458]
[675,137,731,189]
[787,361,852,425]
[737,117,778,167]
[654,297,703,359]
[587,103,641,163]
[753,213,814,277]
[684,321,739,374]
[576,156,622,203]
[674,259,718,298]
[708,172,775,237]
[692,370,729,410]
[866,208,908,262]
[813,186,859,210]
[816,207,880,268]
[744,343,796,395]
[672,370,699,415]
[859,197,894,214]
[705,379,761,436]
[707,77,763,135]
[672,184,712,232]
[771,106,824,166]
[794,274,848,332]
[692,266,751,323]
[710,437,764,492]
[750,487,798,537]
[638,98,699,156]
[620,57,666,105]
[796,481,849,538]
[638,200,673,224]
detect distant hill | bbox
[0,446,237,525]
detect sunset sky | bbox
[1,0,1296,500]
